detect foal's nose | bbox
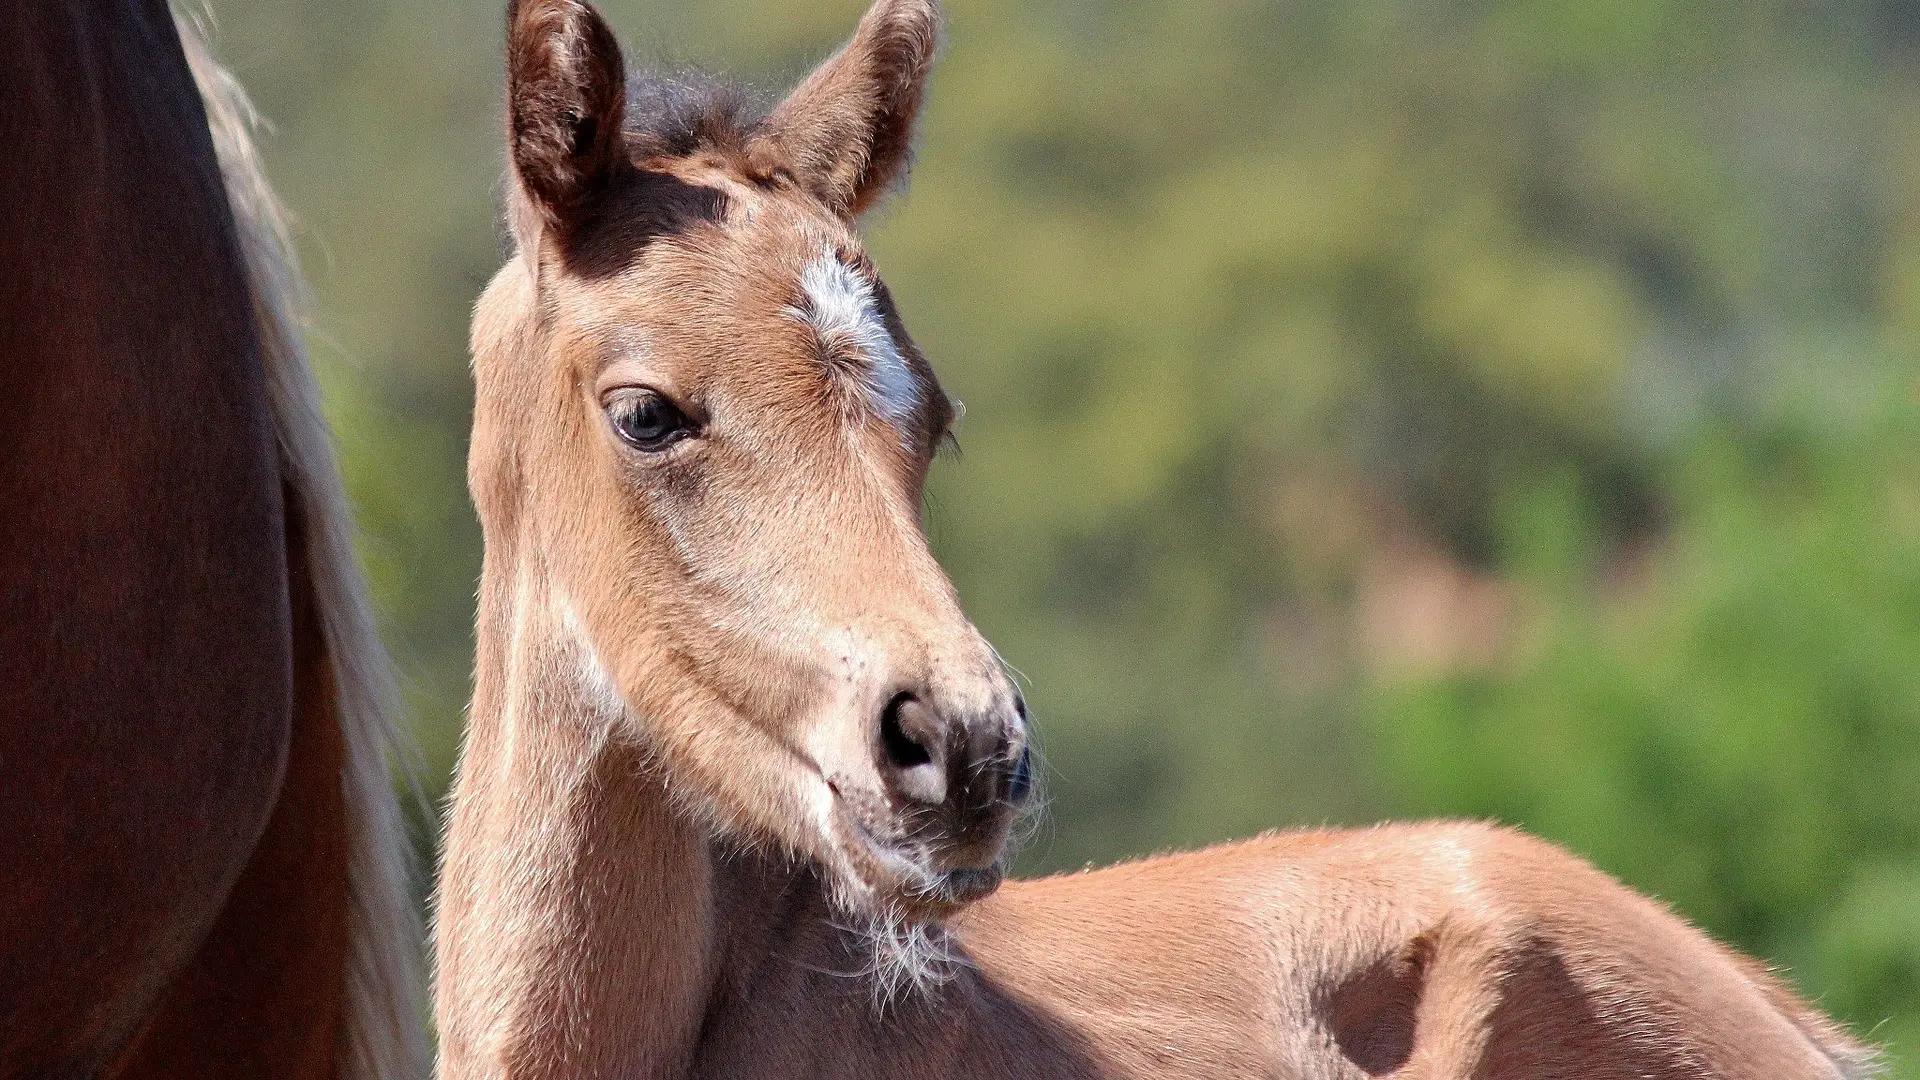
[875,687,1030,827]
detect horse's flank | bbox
[78,15,428,1080]
[0,3,424,1074]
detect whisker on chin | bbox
[843,908,966,1013]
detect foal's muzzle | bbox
[872,684,1031,872]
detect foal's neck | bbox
[436,563,733,1080]
[436,562,998,1080]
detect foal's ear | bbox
[748,0,940,217]
[505,0,627,231]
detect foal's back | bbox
[964,824,1869,1079]
[696,823,1872,1079]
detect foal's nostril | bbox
[879,692,933,768]
[878,692,947,806]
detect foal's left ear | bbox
[747,0,940,218]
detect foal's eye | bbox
[604,389,694,452]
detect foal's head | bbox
[471,0,1029,919]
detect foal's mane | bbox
[179,15,428,1080]
[622,69,765,158]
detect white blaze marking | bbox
[790,252,919,425]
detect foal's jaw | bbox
[480,0,1030,925]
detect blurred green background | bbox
[206,0,1919,1065]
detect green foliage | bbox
[1369,404,1920,1066]
[208,0,1920,1064]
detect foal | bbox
[435,1,1878,1076]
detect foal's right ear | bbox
[505,0,627,231]
[747,0,940,218]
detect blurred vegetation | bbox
[1373,406,1920,1055]
[208,0,1919,1066]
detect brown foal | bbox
[433,1,1879,1076]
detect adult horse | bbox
[434,0,1879,1076]
[0,5,422,1078]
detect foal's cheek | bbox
[651,456,710,503]
[609,457,711,558]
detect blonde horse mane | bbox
[178,14,429,1079]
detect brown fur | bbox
[435,2,1881,1077]
[108,495,350,1080]
[0,5,423,1078]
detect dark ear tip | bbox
[506,0,624,76]
[505,0,627,227]
[506,0,606,29]
[870,0,941,26]
[853,0,941,119]
[862,0,942,52]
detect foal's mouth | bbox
[913,864,1003,907]
[824,778,1008,917]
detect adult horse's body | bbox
[435,1,1879,1076]
[0,4,421,1078]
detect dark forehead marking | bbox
[552,71,767,280]
[558,168,731,280]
